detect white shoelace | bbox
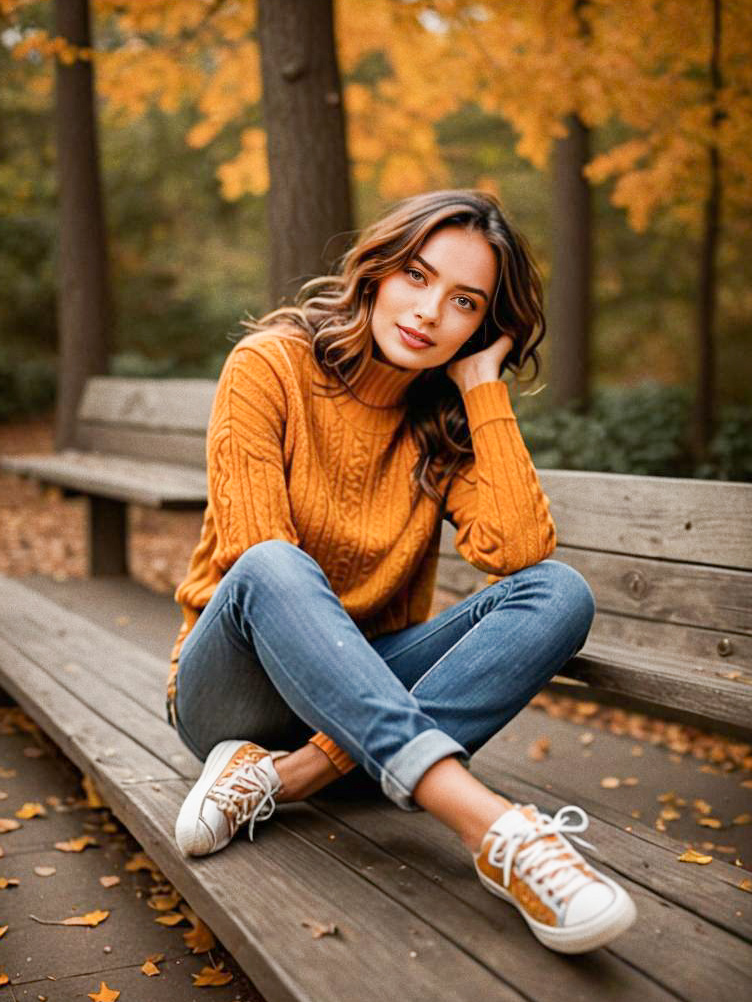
[486,805,599,905]
[207,757,277,834]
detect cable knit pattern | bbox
[167,329,557,773]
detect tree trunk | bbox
[549,113,592,412]
[258,0,353,308]
[53,0,110,449]
[692,0,722,464]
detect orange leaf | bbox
[527,736,550,761]
[55,835,98,852]
[62,910,110,927]
[99,875,120,888]
[600,777,621,789]
[147,890,181,911]
[740,879,752,893]
[0,817,21,833]
[0,769,16,778]
[15,802,47,819]
[183,919,216,954]
[0,972,8,985]
[697,818,723,829]
[124,851,158,873]
[141,960,160,976]
[81,775,106,808]
[732,813,752,825]
[301,919,338,939]
[0,926,7,938]
[0,877,19,888]
[677,850,713,864]
[87,981,120,1001]
[192,963,233,987]
[154,911,187,926]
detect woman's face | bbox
[370,225,498,371]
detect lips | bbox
[397,324,434,346]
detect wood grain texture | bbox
[77,376,216,431]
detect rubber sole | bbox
[174,739,251,857]
[476,863,637,954]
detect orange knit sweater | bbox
[167,328,557,773]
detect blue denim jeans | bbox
[174,540,595,811]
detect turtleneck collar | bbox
[326,350,424,435]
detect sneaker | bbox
[473,802,637,953]
[175,740,286,857]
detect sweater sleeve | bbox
[207,342,300,572]
[444,379,557,576]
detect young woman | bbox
[167,189,637,954]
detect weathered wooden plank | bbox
[309,795,752,1002]
[75,424,206,467]
[77,376,215,432]
[0,634,179,785]
[441,473,752,570]
[1,452,207,507]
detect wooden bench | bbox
[0,377,214,575]
[2,376,751,999]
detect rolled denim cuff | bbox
[380,729,469,812]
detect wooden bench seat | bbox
[1,574,750,1002]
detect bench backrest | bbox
[440,470,752,683]
[74,377,216,468]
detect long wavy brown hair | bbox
[242,189,547,514]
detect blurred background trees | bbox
[0,0,749,478]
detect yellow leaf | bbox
[183,918,216,954]
[697,818,723,829]
[87,981,120,1001]
[124,851,158,872]
[0,926,7,938]
[154,911,187,926]
[0,817,22,833]
[0,877,19,888]
[55,835,98,852]
[81,775,106,809]
[677,850,713,864]
[99,875,120,888]
[15,802,47,819]
[141,960,160,976]
[62,910,110,927]
[192,963,233,987]
[147,890,181,911]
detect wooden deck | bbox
[1,574,750,1002]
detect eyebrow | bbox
[413,253,489,302]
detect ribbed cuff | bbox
[380,729,469,812]
[462,379,516,434]
[308,732,358,774]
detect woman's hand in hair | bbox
[446,334,516,395]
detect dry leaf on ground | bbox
[147,890,181,911]
[30,910,110,927]
[124,851,159,873]
[740,880,752,893]
[697,818,723,829]
[141,960,160,977]
[179,902,216,953]
[55,835,98,852]
[0,877,19,889]
[34,866,56,877]
[192,963,233,987]
[0,818,21,833]
[732,813,751,825]
[0,926,7,938]
[87,982,119,1002]
[301,919,339,939]
[677,850,713,864]
[15,802,46,819]
[99,875,120,888]
[0,972,8,986]
[0,769,17,779]
[154,911,187,927]
[600,777,621,789]
[81,774,106,808]
[527,736,550,761]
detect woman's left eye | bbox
[455,295,475,311]
[405,267,424,282]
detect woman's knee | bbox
[533,559,596,647]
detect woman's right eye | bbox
[405,267,424,283]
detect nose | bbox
[415,288,441,326]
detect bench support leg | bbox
[87,497,128,576]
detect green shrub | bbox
[0,351,56,421]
